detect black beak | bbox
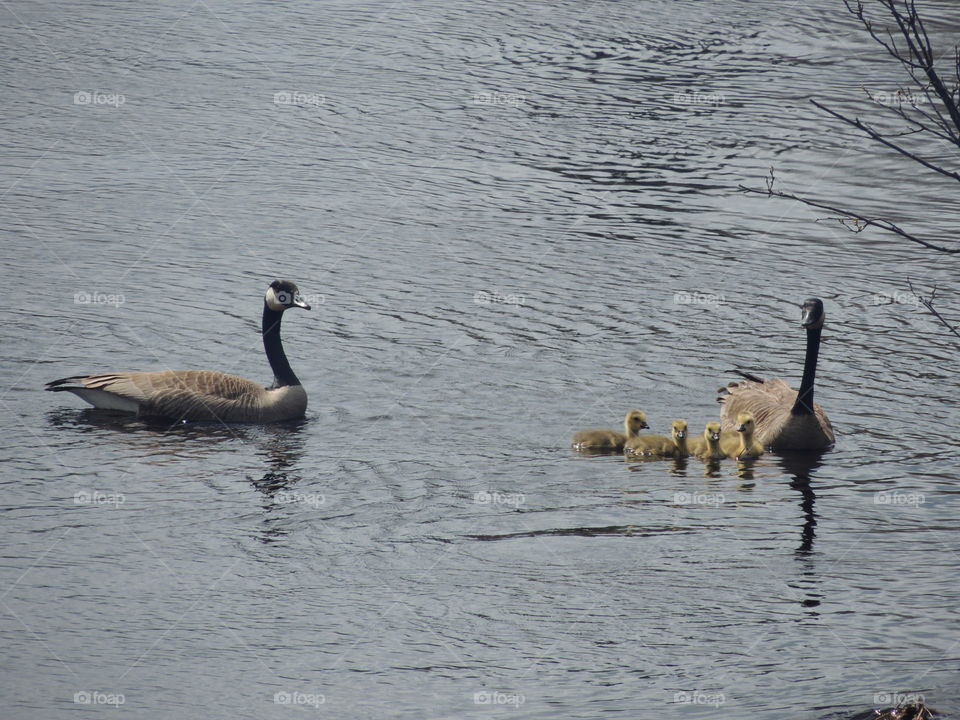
[292,296,311,310]
[736,424,746,432]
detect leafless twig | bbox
[741,0,960,256]
[908,279,960,339]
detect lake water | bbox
[2,0,958,718]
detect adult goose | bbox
[718,298,835,451]
[46,279,311,423]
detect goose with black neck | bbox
[46,279,311,423]
[717,298,835,451]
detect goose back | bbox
[47,370,307,422]
[719,379,834,450]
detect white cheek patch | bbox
[265,287,287,312]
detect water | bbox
[2,0,958,717]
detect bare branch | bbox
[739,173,960,254]
[811,99,960,182]
[908,279,960,340]
[864,88,959,144]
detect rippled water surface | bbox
[2,1,959,718]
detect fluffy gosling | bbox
[572,409,649,452]
[688,421,725,460]
[624,419,689,458]
[720,412,764,459]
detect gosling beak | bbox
[676,431,686,439]
[293,295,311,310]
[641,420,649,429]
[711,432,720,441]
[736,424,746,432]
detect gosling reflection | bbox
[734,456,758,484]
[624,454,689,477]
[702,458,723,478]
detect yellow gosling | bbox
[720,412,764,459]
[572,409,648,452]
[625,419,689,458]
[688,421,725,460]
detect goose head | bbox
[625,409,649,435]
[800,298,825,330]
[671,419,688,442]
[265,279,311,312]
[704,421,721,443]
[735,413,756,434]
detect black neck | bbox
[262,304,300,387]
[791,326,821,416]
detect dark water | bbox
[2,1,958,717]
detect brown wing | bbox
[718,378,794,433]
[75,370,266,421]
[718,377,834,449]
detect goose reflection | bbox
[249,419,308,496]
[45,407,249,455]
[778,450,828,611]
[247,420,312,544]
[778,451,826,556]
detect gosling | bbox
[572,409,648,452]
[720,412,764,459]
[688,421,725,460]
[624,419,689,458]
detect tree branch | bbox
[811,99,960,183]
[738,170,960,254]
[908,279,960,340]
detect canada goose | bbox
[719,413,764,459]
[46,280,311,423]
[624,419,689,458]
[572,409,648,452]
[718,298,835,451]
[688,421,725,460]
